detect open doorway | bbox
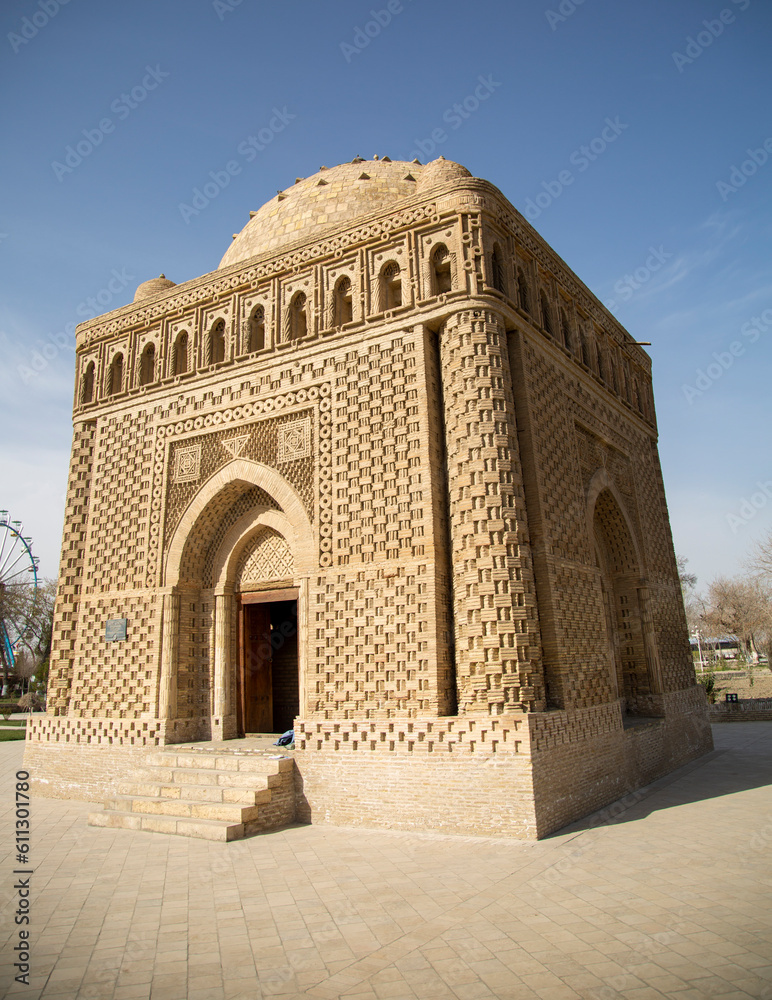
[238,590,299,734]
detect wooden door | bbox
[243,603,272,733]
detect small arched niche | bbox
[333,277,353,327]
[432,244,452,294]
[139,343,156,386]
[380,261,402,310]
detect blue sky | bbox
[1,0,770,596]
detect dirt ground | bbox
[697,666,772,698]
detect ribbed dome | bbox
[218,157,472,270]
[134,274,176,302]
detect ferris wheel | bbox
[0,511,39,684]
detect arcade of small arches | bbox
[77,238,651,424]
[490,241,652,421]
[77,248,456,406]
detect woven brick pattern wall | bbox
[306,330,450,719]
[67,592,161,718]
[47,420,96,715]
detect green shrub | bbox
[698,672,723,705]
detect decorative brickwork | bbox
[295,715,525,755]
[29,156,711,838]
[237,528,295,589]
[47,420,96,715]
[28,715,164,746]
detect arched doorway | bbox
[235,527,299,734]
[160,459,314,742]
[588,475,658,715]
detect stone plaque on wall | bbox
[105,618,127,641]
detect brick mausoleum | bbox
[26,156,712,839]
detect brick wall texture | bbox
[26,157,712,837]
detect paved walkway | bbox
[1,724,771,1000]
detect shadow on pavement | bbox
[549,721,772,839]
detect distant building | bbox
[26,156,712,838]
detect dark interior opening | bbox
[240,599,298,734]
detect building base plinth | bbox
[25,688,712,837]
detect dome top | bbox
[134,274,176,302]
[218,157,472,270]
[416,156,472,191]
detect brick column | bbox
[438,309,545,713]
[211,590,236,739]
[158,591,179,723]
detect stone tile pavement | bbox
[1,723,771,1000]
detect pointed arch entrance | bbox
[587,471,661,715]
[159,459,315,742]
[234,527,298,735]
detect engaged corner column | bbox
[212,590,235,740]
[159,591,180,733]
[439,309,544,715]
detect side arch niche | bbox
[158,459,315,743]
[587,470,660,716]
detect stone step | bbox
[115,780,272,805]
[88,747,296,841]
[118,763,283,791]
[169,767,278,789]
[118,766,276,789]
[145,751,294,774]
[88,809,244,842]
[104,794,262,823]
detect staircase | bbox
[88,747,296,841]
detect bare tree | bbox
[13,649,36,696]
[0,583,37,695]
[0,579,57,696]
[748,529,772,582]
[26,578,57,662]
[701,576,772,664]
[677,555,706,637]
